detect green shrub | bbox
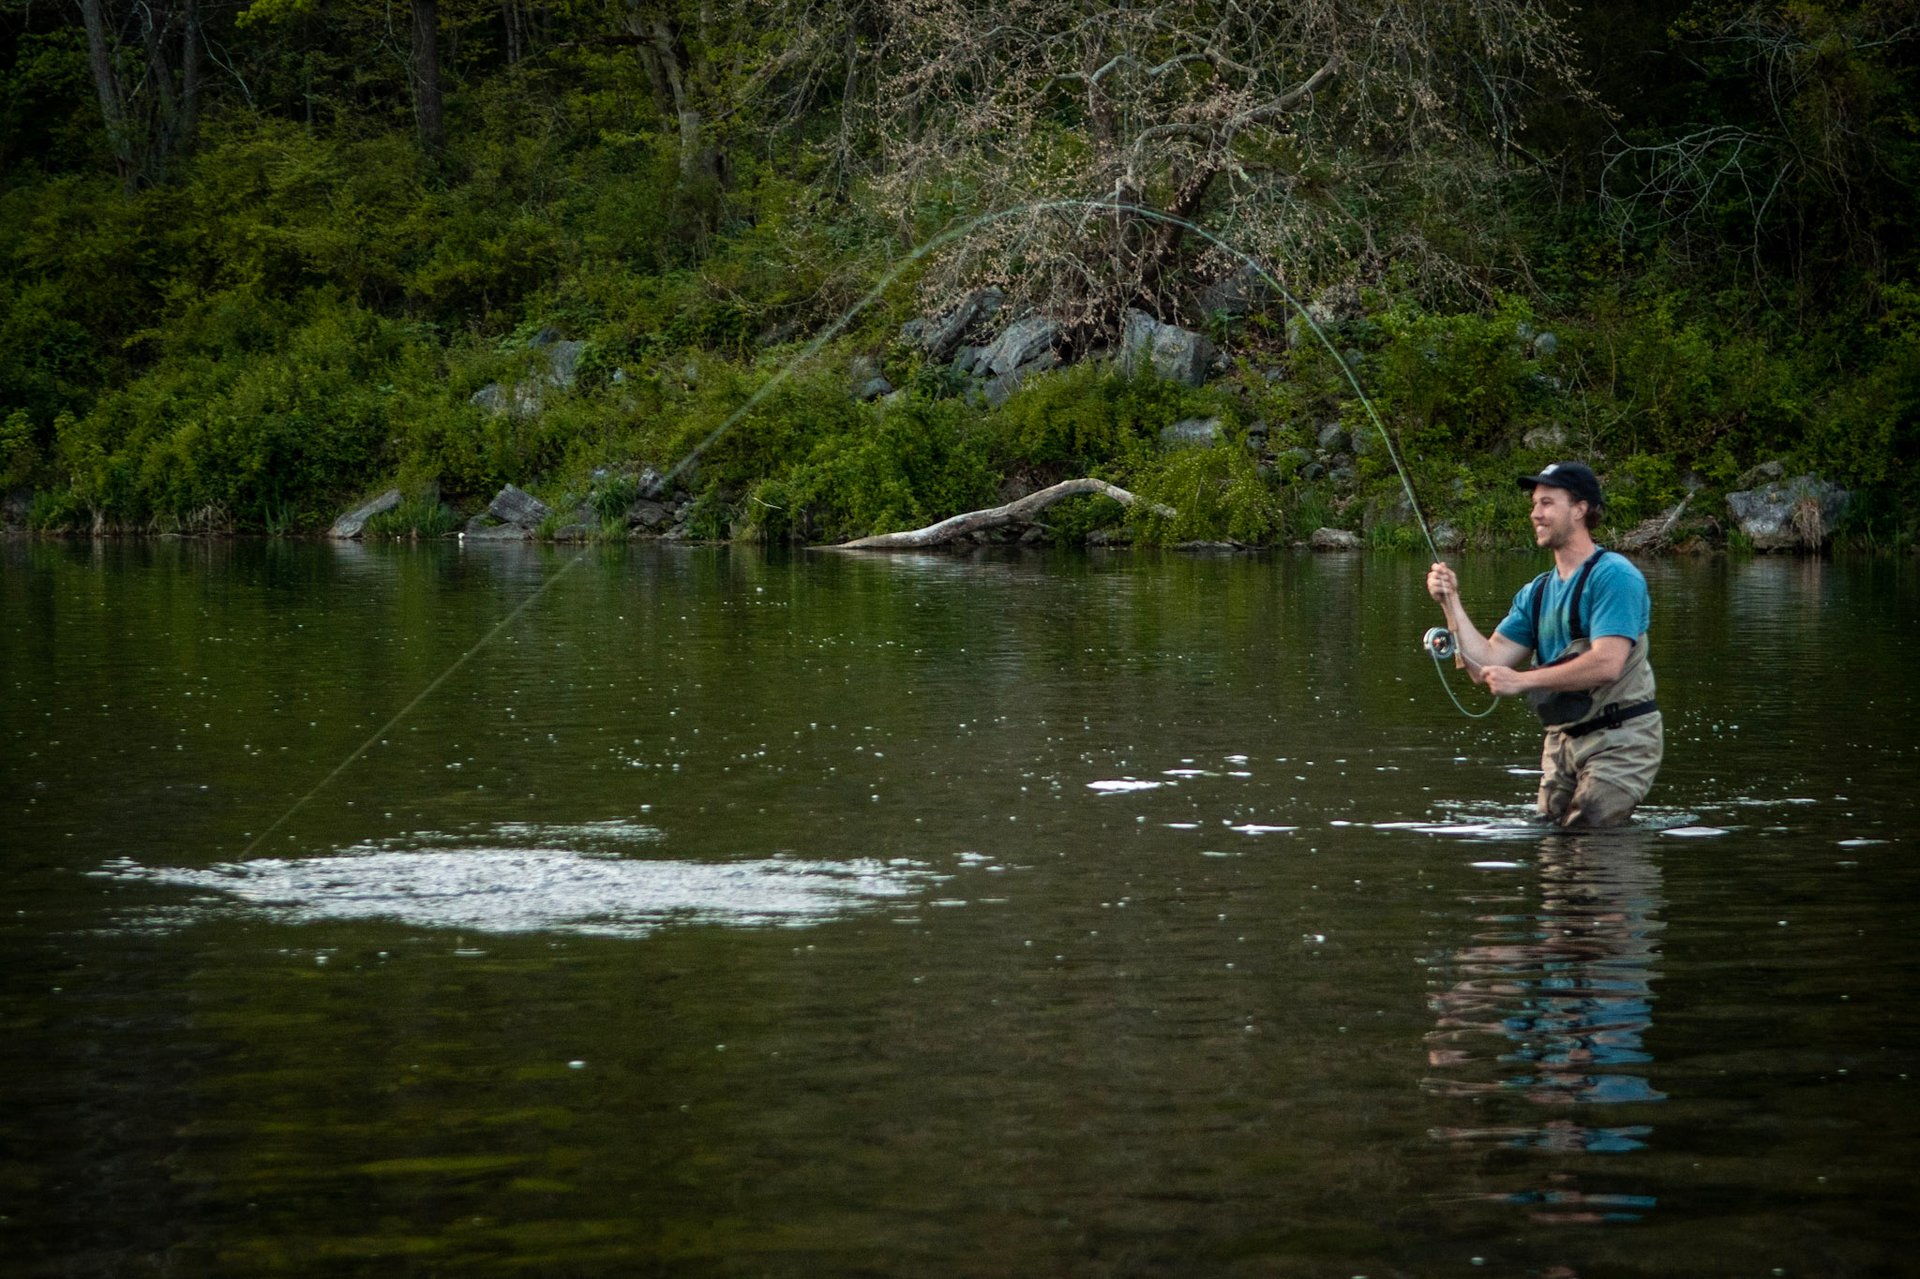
[364,496,458,540]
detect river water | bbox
[3,539,1915,1277]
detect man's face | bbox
[1530,485,1587,549]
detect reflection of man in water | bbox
[1426,461,1663,828]
[1425,832,1666,1223]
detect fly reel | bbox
[1422,627,1457,660]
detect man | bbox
[1426,461,1662,828]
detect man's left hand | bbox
[1481,665,1529,697]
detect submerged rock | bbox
[328,488,401,540]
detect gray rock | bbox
[1198,264,1270,317]
[1274,447,1313,474]
[1523,424,1569,451]
[981,315,1062,377]
[921,288,1006,362]
[551,523,593,542]
[856,375,894,401]
[545,340,586,390]
[328,488,402,540]
[486,484,550,529]
[1727,475,1850,551]
[1316,422,1350,453]
[470,337,587,418]
[1160,417,1223,449]
[1532,331,1559,358]
[982,352,1057,408]
[1431,522,1463,552]
[462,522,533,541]
[627,498,674,530]
[1119,310,1216,387]
[1303,461,1327,482]
[1309,527,1363,551]
[636,467,669,501]
[951,345,986,375]
[1733,459,1787,490]
[1329,465,1355,487]
[1173,540,1244,553]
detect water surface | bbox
[3,539,1915,1276]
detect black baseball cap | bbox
[1518,460,1602,508]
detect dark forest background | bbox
[1,0,1913,545]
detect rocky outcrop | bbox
[471,329,590,419]
[913,289,1006,363]
[979,315,1062,377]
[463,484,549,539]
[328,488,401,539]
[1119,310,1215,386]
[1727,474,1850,551]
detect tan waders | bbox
[1536,633,1663,829]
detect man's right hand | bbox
[1427,561,1458,608]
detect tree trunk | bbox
[78,0,136,191]
[411,0,446,151]
[832,479,1175,550]
[178,0,201,156]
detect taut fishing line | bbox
[250,198,1501,851]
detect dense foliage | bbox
[0,0,1913,546]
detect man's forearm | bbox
[1439,600,1501,670]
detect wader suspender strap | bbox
[1526,547,1661,737]
[1528,548,1608,659]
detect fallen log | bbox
[832,478,1174,550]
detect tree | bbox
[858,0,1591,332]
[75,0,203,189]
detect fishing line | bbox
[239,552,586,857]
[255,198,1499,849]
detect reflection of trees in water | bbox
[1423,833,1665,1224]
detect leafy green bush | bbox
[363,496,458,540]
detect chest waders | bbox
[1525,549,1660,737]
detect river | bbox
[3,539,1915,1276]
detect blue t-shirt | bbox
[1495,551,1651,665]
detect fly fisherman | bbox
[1425,461,1663,828]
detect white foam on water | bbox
[1087,779,1164,793]
[1226,824,1297,835]
[1661,826,1731,838]
[1837,837,1889,847]
[101,846,932,938]
[1469,861,1528,870]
